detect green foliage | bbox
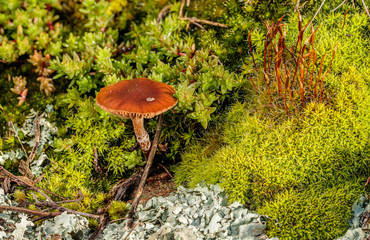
[108,200,129,221]
[0,0,61,62]
[1,0,369,236]
[175,12,370,239]
[260,184,362,239]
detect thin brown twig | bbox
[179,0,185,18]
[124,222,138,240]
[56,188,84,205]
[158,163,174,179]
[33,198,100,219]
[89,215,108,240]
[182,17,228,28]
[331,0,347,12]
[93,147,104,175]
[0,166,53,202]
[157,5,171,25]
[361,0,370,19]
[0,205,61,217]
[108,217,128,224]
[179,0,227,29]
[304,0,326,34]
[127,114,164,227]
[30,189,95,219]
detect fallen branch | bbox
[0,205,61,218]
[0,166,98,219]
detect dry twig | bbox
[127,114,164,227]
[178,0,228,29]
[361,0,370,19]
[0,205,61,217]
[93,147,104,175]
[158,163,174,179]
[157,5,171,25]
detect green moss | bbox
[108,200,128,221]
[260,184,362,239]
[175,12,370,239]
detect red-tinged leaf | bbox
[314,53,326,99]
[328,43,338,70]
[291,57,301,87]
[310,51,317,86]
[297,9,302,32]
[248,73,258,93]
[310,27,319,47]
[343,9,348,28]
[275,59,283,95]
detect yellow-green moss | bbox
[175,12,370,239]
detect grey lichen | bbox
[101,184,276,240]
[0,185,369,239]
[0,188,34,240]
[34,212,89,240]
[0,105,57,176]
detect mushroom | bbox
[96,77,178,154]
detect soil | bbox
[127,165,177,206]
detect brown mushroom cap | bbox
[96,78,178,119]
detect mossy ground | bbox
[0,0,369,238]
[175,11,370,240]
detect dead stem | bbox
[156,5,171,25]
[127,114,164,227]
[158,163,174,179]
[93,146,104,175]
[331,0,347,12]
[0,205,61,217]
[361,0,370,19]
[304,0,326,33]
[179,0,228,29]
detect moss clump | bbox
[175,12,370,239]
[108,200,129,221]
[260,184,362,239]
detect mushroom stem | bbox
[132,117,151,153]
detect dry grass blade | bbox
[361,0,370,19]
[248,73,258,93]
